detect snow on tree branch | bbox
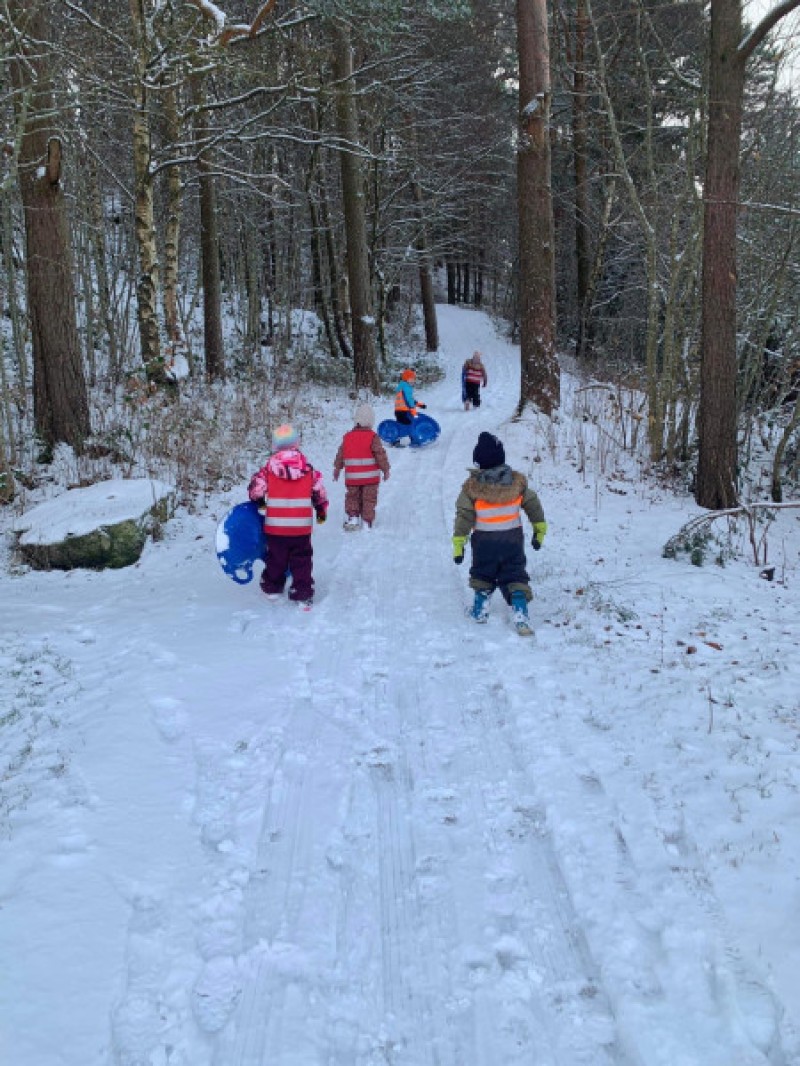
[185,0,278,46]
[738,0,800,64]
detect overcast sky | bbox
[746,0,800,89]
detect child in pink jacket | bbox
[248,423,328,608]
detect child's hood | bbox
[267,447,311,481]
[470,463,514,486]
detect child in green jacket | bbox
[452,432,546,635]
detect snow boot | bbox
[468,590,491,623]
[343,515,362,531]
[510,591,533,637]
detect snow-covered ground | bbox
[2,305,800,1065]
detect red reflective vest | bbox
[474,495,522,532]
[264,469,314,536]
[465,361,486,385]
[342,428,380,486]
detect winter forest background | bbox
[5,3,800,1063]
[1,0,799,513]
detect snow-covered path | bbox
[3,306,800,1065]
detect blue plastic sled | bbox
[378,411,441,448]
[216,501,267,584]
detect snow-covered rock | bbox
[13,478,174,570]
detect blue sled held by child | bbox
[377,411,441,448]
[216,500,267,584]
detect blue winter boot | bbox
[510,590,534,637]
[469,589,492,623]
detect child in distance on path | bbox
[452,431,547,634]
[333,404,391,530]
[462,351,488,410]
[248,423,329,608]
[393,368,426,433]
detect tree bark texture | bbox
[516,0,560,416]
[162,86,184,346]
[130,0,162,377]
[332,20,379,392]
[572,0,592,359]
[411,165,439,351]
[193,77,225,381]
[9,1,91,453]
[696,0,745,508]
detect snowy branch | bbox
[185,0,278,46]
[738,0,800,63]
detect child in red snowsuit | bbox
[333,404,391,530]
[248,423,328,607]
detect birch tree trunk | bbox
[9,0,91,455]
[516,0,560,416]
[86,156,120,382]
[162,85,184,348]
[129,0,162,378]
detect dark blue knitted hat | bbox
[473,432,505,469]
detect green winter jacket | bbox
[453,465,546,540]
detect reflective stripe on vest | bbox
[343,457,380,483]
[395,387,414,413]
[265,470,314,535]
[474,495,522,532]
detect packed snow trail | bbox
[2,304,798,1065]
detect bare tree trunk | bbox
[310,105,352,361]
[516,0,560,416]
[332,19,378,392]
[419,261,439,352]
[446,262,457,304]
[162,86,184,348]
[587,0,661,456]
[9,1,90,455]
[696,1,744,508]
[242,212,263,361]
[307,169,340,360]
[130,0,162,378]
[407,119,439,352]
[305,129,344,361]
[1,186,27,402]
[572,0,593,359]
[696,0,800,508]
[86,157,120,381]
[193,76,225,382]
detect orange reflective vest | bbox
[474,495,522,532]
[264,469,314,536]
[342,428,381,486]
[394,385,416,414]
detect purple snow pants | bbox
[261,533,314,601]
